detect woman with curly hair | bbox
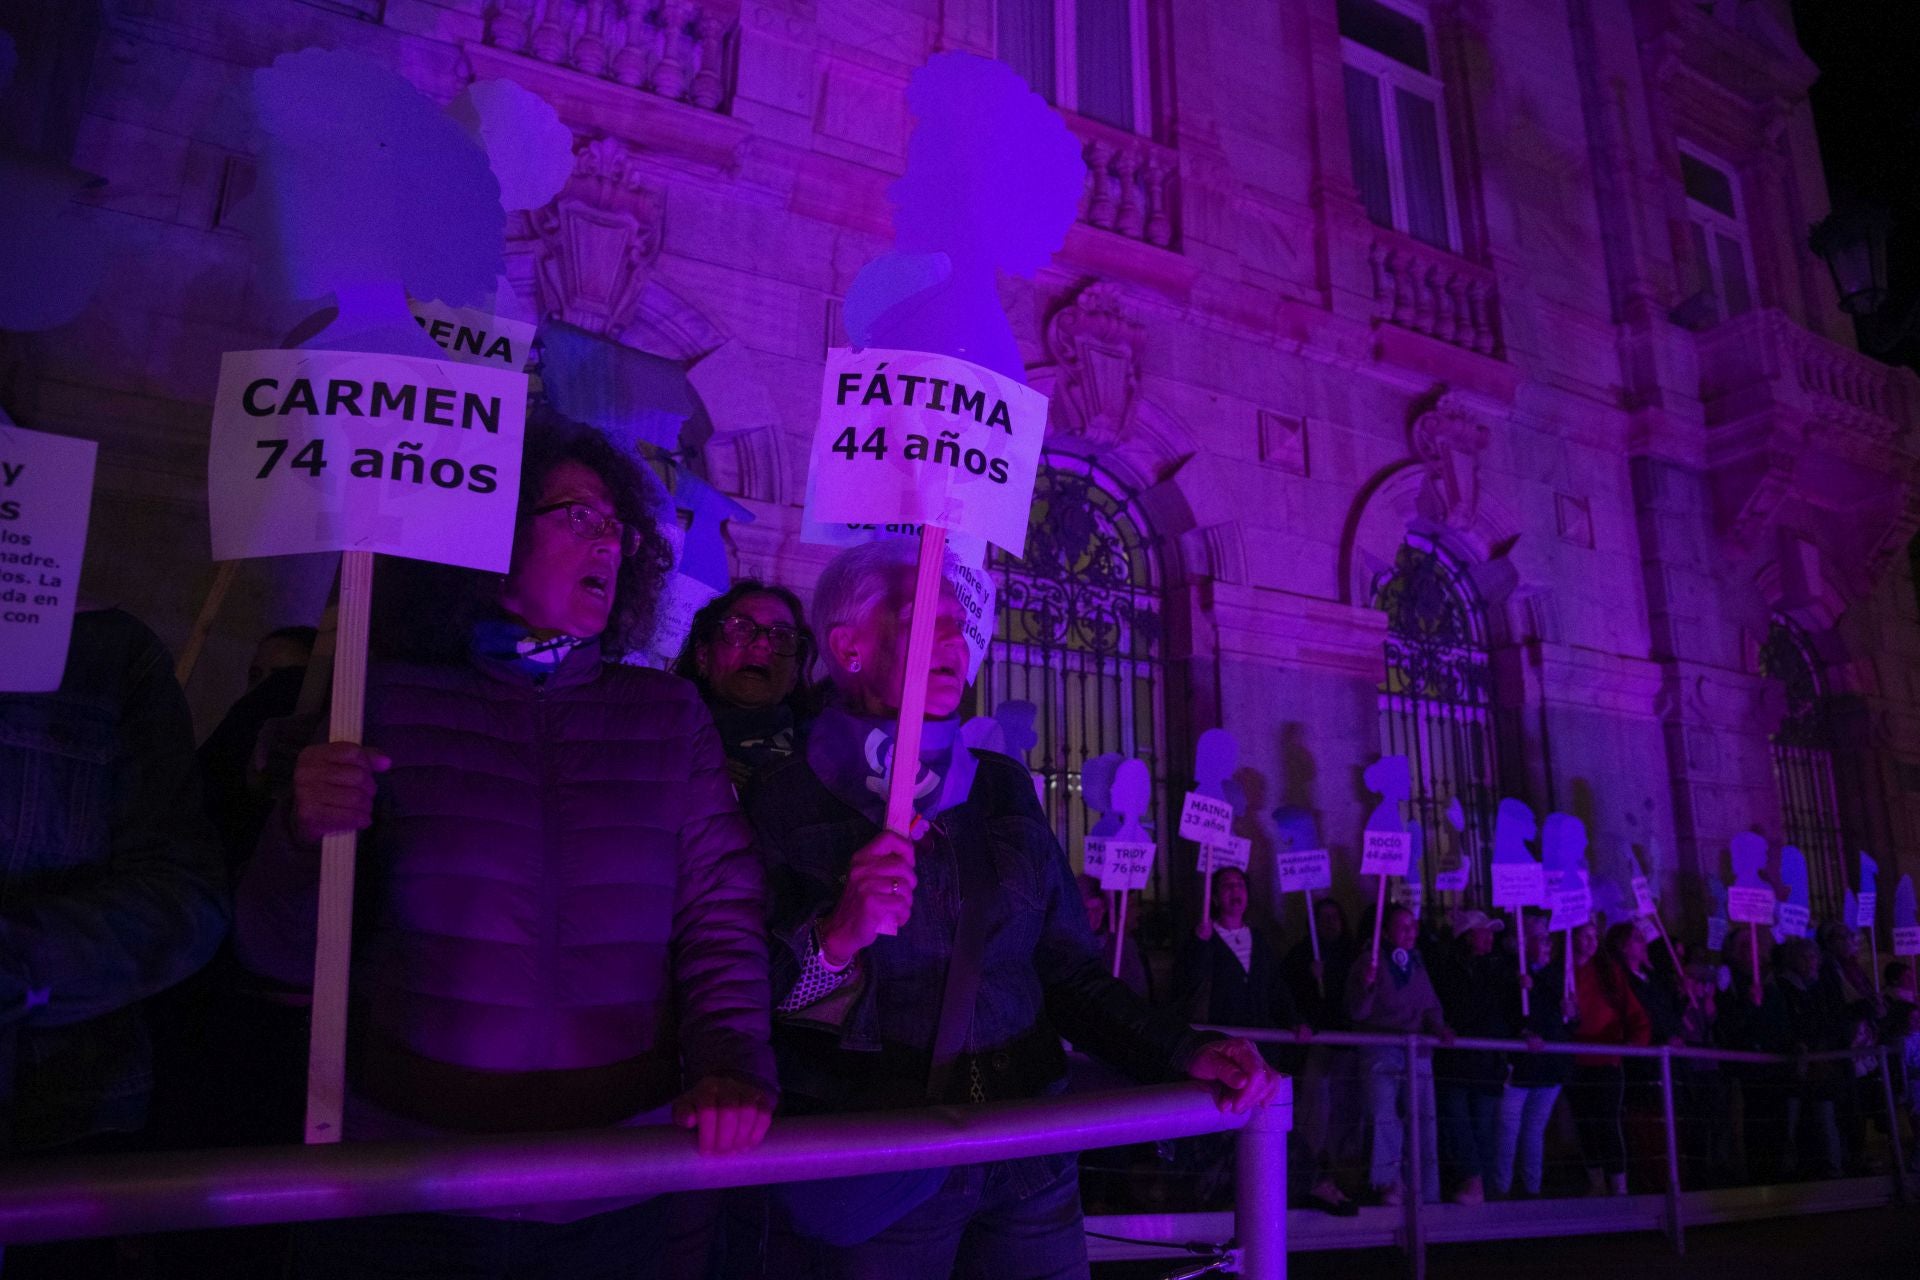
[236,411,777,1280]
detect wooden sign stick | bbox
[878,524,948,934]
[1305,887,1323,997]
[304,549,374,1145]
[1371,873,1389,967]
[1749,924,1761,1000]
[1200,842,1214,934]
[1564,928,1575,1005]
[1516,909,1530,1018]
[174,560,240,687]
[1112,889,1129,980]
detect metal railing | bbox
[1171,1025,1911,1280]
[0,1082,1293,1279]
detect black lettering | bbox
[484,336,514,364]
[951,385,985,420]
[467,464,498,494]
[904,433,929,461]
[278,379,318,416]
[430,319,454,342]
[350,448,383,478]
[430,457,465,488]
[933,431,960,467]
[423,387,456,427]
[371,382,416,418]
[391,442,425,485]
[454,326,482,355]
[461,392,501,434]
[325,380,363,416]
[242,378,279,416]
[986,400,1013,433]
[0,500,19,521]
[963,447,987,475]
[988,457,1010,484]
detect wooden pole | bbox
[304,550,373,1145]
[877,524,948,935]
[1564,927,1575,1005]
[1111,890,1129,980]
[1516,909,1531,1018]
[174,560,239,687]
[1305,887,1323,997]
[1200,842,1214,934]
[1749,924,1761,999]
[1371,874,1388,967]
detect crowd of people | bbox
[4,411,1917,1279]
[1160,865,1920,1213]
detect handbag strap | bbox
[925,790,996,1102]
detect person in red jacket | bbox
[1567,922,1651,1195]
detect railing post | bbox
[1234,1096,1290,1280]
[1404,1033,1425,1280]
[1659,1047,1685,1256]
[1878,1045,1908,1203]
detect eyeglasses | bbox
[529,502,646,558]
[716,615,804,657]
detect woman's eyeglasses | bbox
[530,502,646,558]
[716,615,803,657]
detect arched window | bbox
[1372,536,1499,910]
[983,456,1168,886]
[1761,616,1844,919]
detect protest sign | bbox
[408,298,536,370]
[1632,876,1657,918]
[1547,877,1592,932]
[1492,862,1546,909]
[1776,904,1811,939]
[1706,917,1729,951]
[1277,848,1333,894]
[0,421,96,692]
[1435,861,1469,893]
[1081,837,1109,880]
[1893,876,1918,958]
[808,347,1047,555]
[1180,791,1236,844]
[208,349,527,572]
[1858,892,1877,928]
[1361,830,1413,878]
[1198,835,1252,874]
[1726,886,1776,926]
[1099,841,1156,893]
[1637,916,1662,943]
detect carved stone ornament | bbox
[1044,283,1145,448]
[526,136,664,339]
[1409,388,1492,530]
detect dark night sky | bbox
[1793,0,1920,366]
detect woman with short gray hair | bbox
[747,538,1279,1279]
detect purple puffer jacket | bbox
[236,641,774,1140]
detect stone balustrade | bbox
[1069,116,1178,250]
[1366,229,1502,357]
[1697,307,1912,447]
[483,0,732,111]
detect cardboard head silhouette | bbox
[1362,755,1411,833]
[1271,805,1320,853]
[1729,831,1770,892]
[1540,813,1588,877]
[1110,759,1151,842]
[1780,846,1810,911]
[1491,798,1538,866]
[1082,753,1124,837]
[1895,874,1917,930]
[993,701,1040,763]
[1860,851,1879,899]
[1193,729,1237,801]
[1707,876,1729,919]
[251,49,503,311]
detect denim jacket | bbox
[0,609,229,1151]
[748,746,1213,1114]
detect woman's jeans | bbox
[1362,1046,1439,1199]
[1569,1064,1628,1178]
[1494,1083,1562,1195]
[1437,1083,1502,1189]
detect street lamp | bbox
[1809,206,1890,317]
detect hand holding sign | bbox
[1726,832,1775,998]
[1361,755,1413,966]
[1490,799,1542,1013]
[1096,759,1155,978]
[1274,806,1332,991]
[1776,845,1812,941]
[1541,814,1591,1003]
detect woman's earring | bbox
[849,658,862,674]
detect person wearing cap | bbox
[1431,908,1514,1205]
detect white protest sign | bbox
[1435,861,1469,892]
[1857,892,1877,928]
[1277,847,1332,893]
[1361,829,1413,878]
[1081,837,1109,880]
[1547,885,1590,932]
[948,556,996,680]
[1636,916,1662,943]
[1392,877,1425,918]
[208,350,527,572]
[1098,840,1155,892]
[1198,835,1252,874]
[408,298,536,370]
[0,422,97,692]
[1726,886,1776,926]
[629,570,717,670]
[1492,862,1546,909]
[1894,926,1920,958]
[1706,917,1730,951]
[1632,876,1657,918]
[808,347,1046,554]
[1179,791,1235,844]
[1776,903,1811,939]
[795,516,996,679]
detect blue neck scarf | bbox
[806,704,981,830]
[473,618,583,684]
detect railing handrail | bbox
[1200,1025,1871,1066]
[0,1081,1288,1247]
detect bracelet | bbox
[814,922,852,972]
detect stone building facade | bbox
[5,0,1918,938]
